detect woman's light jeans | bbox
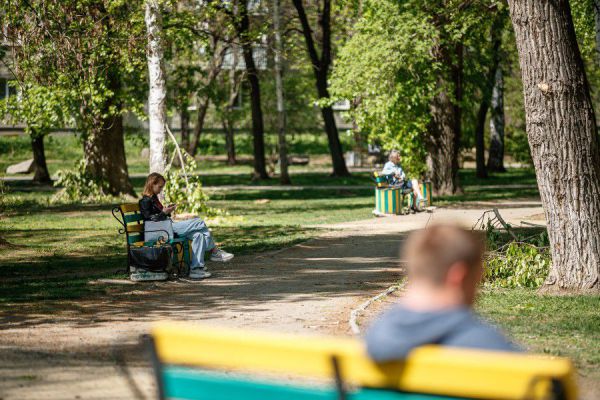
[145,218,215,270]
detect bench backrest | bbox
[149,322,576,400]
[113,203,145,246]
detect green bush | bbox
[163,153,217,218]
[52,160,113,203]
[483,225,551,288]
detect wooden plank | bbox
[120,203,140,213]
[128,234,142,244]
[152,323,577,400]
[162,367,451,400]
[124,213,144,224]
[126,224,144,233]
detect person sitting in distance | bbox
[139,172,233,280]
[382,150,424,212]
[366,224,519,362]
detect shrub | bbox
[483,224,551,288]
[163,153,217,218]
[52,160,113,203]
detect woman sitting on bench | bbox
[139,173,233,280]
[382,150,424,212]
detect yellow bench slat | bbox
[151,323,576,400]
[126,224,144,233]
[120,203,140,213]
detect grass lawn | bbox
[478,288,600,378]
[0,165,539,305]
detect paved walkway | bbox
[0,201,544,399]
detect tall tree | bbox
[509,0,600,290]
[4,1,141,196]
[145,0,168,174]
[0,84,63,184]
[487,65,506,172]
[233,1,268,179]
[292,0,349,177]
[425,9,464,195]
[474,10,505,178]
[273,0,290,184]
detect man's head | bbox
[388,150,401,164]
[402,224,485,306]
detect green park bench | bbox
[372,172,432,215]
[112,203,192,279]
[147,322,577,400]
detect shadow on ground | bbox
[0,230,407,331]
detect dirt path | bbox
[0,200,545,400]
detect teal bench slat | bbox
[162,367,460,400]
[124,213,144,223]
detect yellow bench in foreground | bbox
[148,322,576,400]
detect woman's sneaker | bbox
[210,249,234,262]
[185,268,212,280]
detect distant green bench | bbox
[112,203,192,278]
[147,322,576,400]
[372,172,432,215]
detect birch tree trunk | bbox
[487,65,506,172]
[273,0,290,185]
[509,0,600,291]
[145,0,167,174]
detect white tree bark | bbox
[145,0,167,174]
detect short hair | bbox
[402,225,485,285]
[143,172,166,197]
[388,149,400,161]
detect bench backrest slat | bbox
[124,213,144,224]
[151,323,576,400]
[161,367,454,400]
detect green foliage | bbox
[0,84,68,138]
[52,160,114,203]
[163,153,215,217]
[330,0,436,174]
[3,0,148,135]
[484,225,550,288]
[331,0,507,175]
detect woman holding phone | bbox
[139,172,233,280]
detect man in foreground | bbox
[366,225,519,362]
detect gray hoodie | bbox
[365,306,519,362]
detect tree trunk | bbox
[594,0,600,65]
[273,0,290,185]
[188,96,210,156]
[84,108,135,196]
[237,4,268,180]
[474,97,489,178]
[145,0,168,174]
[292,0,350,177]
[180,105,190,152]
[427,80,459,195]
[425,41,461,195]
[487,65,506,172]
[509,0,600,291]
[223,117,236,165]
[31,133,51,183]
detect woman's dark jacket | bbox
[139,195,170,222]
